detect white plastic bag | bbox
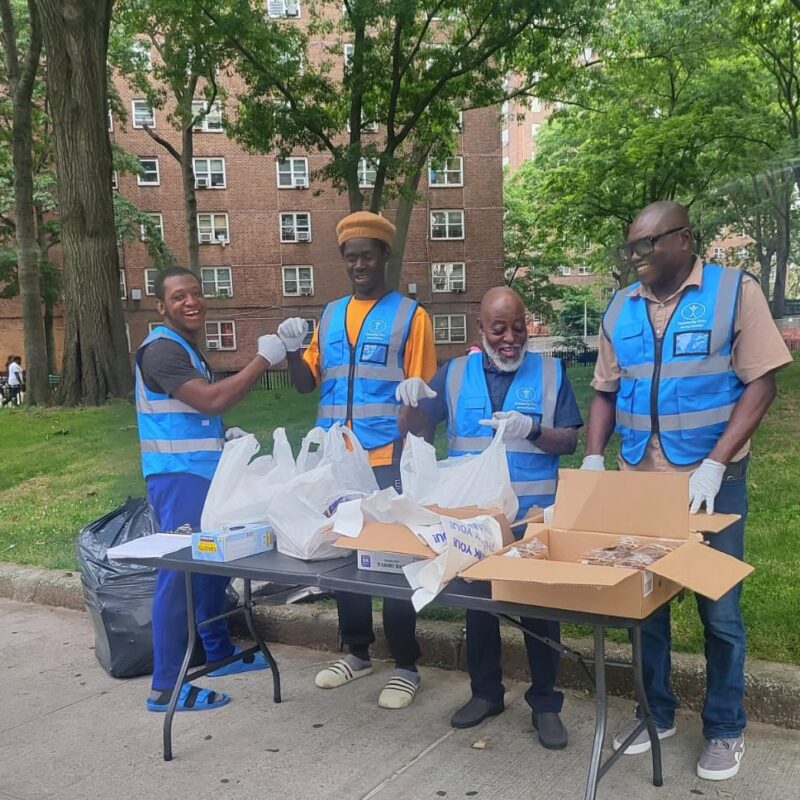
[399,421,519,522]
[200,430,296,532]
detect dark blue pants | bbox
[641,462,749,739]
[147,473,234,692]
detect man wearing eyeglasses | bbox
[582,201,791,781]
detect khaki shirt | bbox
[592,257,793,472]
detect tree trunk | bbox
[1,0,49,403]
[43,302,56,375]
[181,125,200,274]
[771,179,792,320]
[37,0,132,405]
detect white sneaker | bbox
[612,717,676,755]
[378,673,420,709]
[696,736,744,781]
[315,659,373,689]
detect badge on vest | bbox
[514,386,539,412]
[360,343,389,365]
[673,329,711,356]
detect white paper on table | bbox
[107,533,190,561]
[403,513,506,611]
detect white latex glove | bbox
[581,455,606,471]
[277,317,309,352]
[689,458,726,515]
[224,427,249,442]
[395,377,438,407]
[257,333,287,366]
[543,504,555,524]
[478,410,534,440]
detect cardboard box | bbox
[460,470,753,619]
[356,550,428,574]
[192,523,275,562]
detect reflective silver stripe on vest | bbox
[140,438,223,454]
[450,435,493,451]
[621,354,733,381]
[134,364,203,415]
[617,404,734,433]
[601,287,634,338]
[709,267,741,353]
[615,409,653,431]
[317,402,399,419]
[512,479,557,497]
[446,356,469,450]
[379,296,417,380]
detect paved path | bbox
[2,598,799,800]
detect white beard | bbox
[481,333,528,373]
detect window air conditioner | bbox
[207,340,220,349]
[199,232,213,243]
[296,231,310,241]
[285,2,300,16]
[452,286,465,293]
[407,283,418,294]
[300,287,312,295]
[293,176,308,188]
[195,176,209,189]
[215,233,228,244]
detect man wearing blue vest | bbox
[397,286,583,749]
[136,266,288,712]
[583,201,792,780]
[278,211,437,709]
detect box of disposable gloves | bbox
[192,523,274,562]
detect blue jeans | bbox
[147,473,234,692]
[641,460,748,739]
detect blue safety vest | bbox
[316,291,418,451]
[602,263,745,466]
[445,351,561,520]
[134,325,224,480]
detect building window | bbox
[558,266,572,276]
[144,269,159,296]
[193,157,226,189]
[431,262,466,292]
[343,43,354,70]
[119,269,127,300]
[108,110,114,132]
[197,213,229,244]
[738,247,749,261]
[577,266,592,276]
[276,157,309,188]
[531,97,541,113]
[132,100,155,128]
[433,314,467,344]
[358,158,377,188]
[140,213,164,241]
[137,157,160,186]
[430,209,465,240]
[282,265,314,296]
[132,39,153,71]
[502,155,509,168]
[111,170,119,190]
[267,0,301,18]
[429,156,463,187]
[302,318,316,347]
[501,128,509,146]
[191,100,223,132]
[280,211,312,242]
[531,123,541,139]
[205,320,237,351]
[713,246,725,260]
[201,267,233,297]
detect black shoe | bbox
[532,711,568,750]
[450,696,505,729]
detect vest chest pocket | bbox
[616,380,638,440]
[613,321,646,365]
[675,381,733,438]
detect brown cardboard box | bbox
[335,505,540,561]
[460,470,753,619]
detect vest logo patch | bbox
[680,302,707,322]
[516,386,536,402]
[369,319,387,334]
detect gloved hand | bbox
[224,427,249,442]
[478,410,533,440]
[543,504,555,523]
[395,377,438,407]
[581,454,606,470]
[277,317,309,352]
[257,333,287,365]
[689,458,726,515]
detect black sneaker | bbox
[450,696,505,729]
[532,711,568,750]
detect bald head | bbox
[631,201,691,235]
[479,286,528,372]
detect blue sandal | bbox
[146,683,231,713]
[207,646,271,677]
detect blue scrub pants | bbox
[146,472,234,692]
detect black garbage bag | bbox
[76,498,238,678]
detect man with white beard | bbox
[396,286,582,749]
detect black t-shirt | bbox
[139,338,210,395]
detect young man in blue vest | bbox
[278,211,437,709]
[397,286,583,749]
[583,201,792,780]
[136,266,287,712]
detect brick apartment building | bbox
[0,8,505,372]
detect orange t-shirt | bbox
[303,297,437,466]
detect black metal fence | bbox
[214,369,294,390]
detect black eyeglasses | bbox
[616,226,689,262]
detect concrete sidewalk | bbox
[2,599,799,800]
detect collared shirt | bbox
[593,257,793,472]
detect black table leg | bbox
[163,571,196,762]
[632,624,663,787]
[584,625,607,800]
[243,579,282,703]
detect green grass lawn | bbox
[1,359,798,663]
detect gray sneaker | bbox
[612,717,676,755]
[696,736,745,780]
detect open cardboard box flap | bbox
[553,469,739,539]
